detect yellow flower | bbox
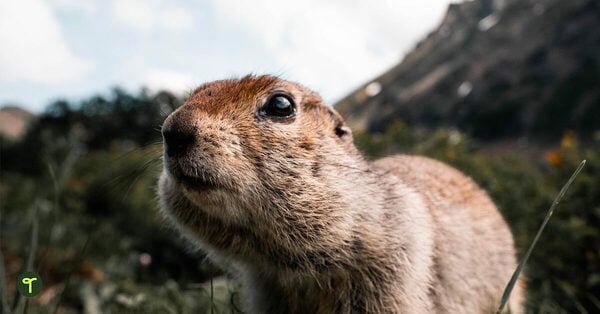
[561,130,575,148]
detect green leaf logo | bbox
[17,272,43,297]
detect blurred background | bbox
[0,0,598,313]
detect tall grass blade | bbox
[51,232,93,314]
[0,204,10,314]
[496,160,586,313]
[12,204,40,313]
[25,206,39,273]
[0,249,10,314]
[211,278,214,314]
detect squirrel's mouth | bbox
[178,174,222,191]
[166,161,224,191]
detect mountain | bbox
[335,0,599,140]
[0,106,35,140]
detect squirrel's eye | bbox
[261,95,295,118]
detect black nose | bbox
[163,128,195,157]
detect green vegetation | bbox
[1,92,598,313]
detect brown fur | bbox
[158,75,524,313]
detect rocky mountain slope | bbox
[335,0,599,140]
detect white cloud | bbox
[212,0,450,102]
[112,0,193,32]
[48,0,98,15]
[142,68,198,94]
[0,0,93,84]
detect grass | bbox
[496,160,587,313]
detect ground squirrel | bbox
[158,75,523,313]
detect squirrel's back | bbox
[374,155,524,313]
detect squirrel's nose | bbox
[163,129,194,157]
[162,120,196,157]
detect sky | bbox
[0,0,454,113]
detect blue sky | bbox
[0,0,452,112]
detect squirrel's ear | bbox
[327,107,352,140]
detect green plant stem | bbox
[496,160,586,314]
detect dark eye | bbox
[261,95,295,118]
